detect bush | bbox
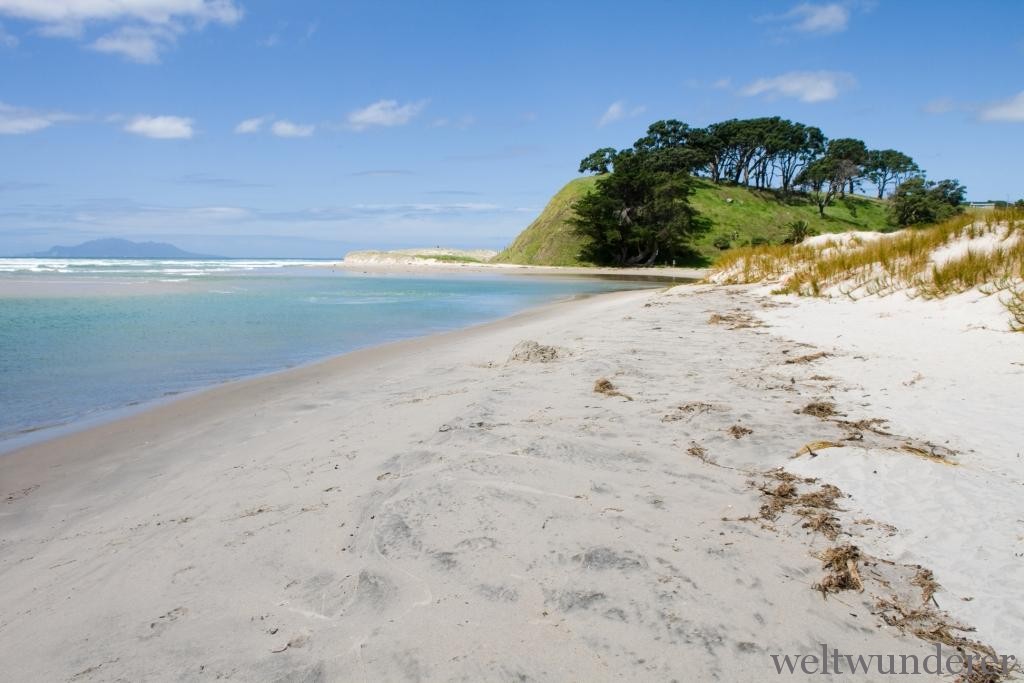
[713,235,732,250]
[889,177,966,226]
[783,219,819,244]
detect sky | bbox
[0,0,1022,257]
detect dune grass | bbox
[709,207,1024,329]
[1007,287,1024,332]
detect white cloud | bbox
[124,115,194,139]
[711,78,732,90]
[740,71,852,103]
[0,0,242,62]
[234,116,267,134]
[271,120,314,137]
[0,102,74,134]
[347,99,426,131]
[0,0,241,27]
[979,91,1024,123]
[90,24,175,63]
[785,3,849,34]
[597,100,646,127]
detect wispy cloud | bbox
[0,0,243,63]
[923,97,956,115]
[234,116,267,134]
[782,3,850,34]
[979,91,1024,123]
[174,173,269,188]
[271,120,314,137]
[0,101,75,135]
[740,71,853,103]
[350,202,502,216]
[347,99,427,131]
[261,20,318,48]
[124,115,194,139]
[598,100,646,127]
[90,24,176,63]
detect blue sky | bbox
[1,0,1022,257]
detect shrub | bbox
[783,219,819,245]
[889,177,966,227]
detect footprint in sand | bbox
[143,606,188,639]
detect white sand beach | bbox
[1,282,1020,681]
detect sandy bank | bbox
[332,258,708,281]
[0,284,1019,680]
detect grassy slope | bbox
[495,176,891,266]
[492,177,599,266]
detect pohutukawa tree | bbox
[889,177,966,226]
[864,149,920,198]
[571,147,709,266]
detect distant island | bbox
[27,238,217,259]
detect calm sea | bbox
[0,259,655,450]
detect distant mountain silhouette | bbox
[27,238,218,259]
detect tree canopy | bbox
[889,177,966,226]
[570,148,708,266]
[579,117,923,201]
[865,150,920,199]
[571,117,965,264]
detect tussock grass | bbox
[710,208,1024,329]
[1006,287,1024,332]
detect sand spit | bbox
[0,285,1020,681]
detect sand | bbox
[1,283,1019,681]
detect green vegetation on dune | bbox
[492,177,598,266]
[496,177,891,266]
[413,253,482,263]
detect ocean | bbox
[0,259,655,450]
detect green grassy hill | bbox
[494,176,892,266]
[491,177,598,266]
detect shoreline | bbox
[329,258,709,281]
[1,282,1018,680]
[0,287,652,460]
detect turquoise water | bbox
[0,259,654,448]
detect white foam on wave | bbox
[0,258,332,277]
